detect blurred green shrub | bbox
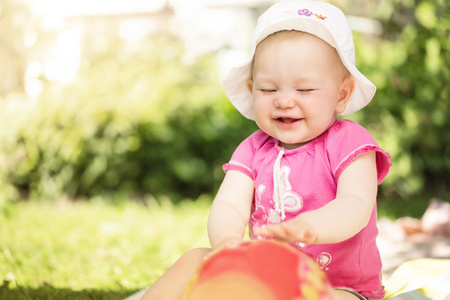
[0,0,448,204]
[0,38,257,202]
[351,0,449,200]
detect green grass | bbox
[0,194,433,299]
[0,197,210,300]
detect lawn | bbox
[0,195,430,299]
[0,197,210,300]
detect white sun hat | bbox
[223,0,376,120]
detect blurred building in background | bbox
[2,0,381,100]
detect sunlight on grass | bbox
[0,194,432,299]
[0,197,210,298]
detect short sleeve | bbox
[326,120,392,185]
[222,130,271,180]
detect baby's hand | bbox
[253,220,317,244]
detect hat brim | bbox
[223,16,376,120]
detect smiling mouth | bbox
[276,117,301,124]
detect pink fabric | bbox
[223,120,391,299]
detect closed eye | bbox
[297,89,315,93]
[260,89,276,93]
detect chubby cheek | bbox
[253,95,273,113]
[252,100,264,119]
[253,114,266,132]
[253,101,271,124]
[253,115,270,138]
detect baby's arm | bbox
[253,151,377,245]
[208,170,254,250]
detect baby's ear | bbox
[336,76,355,114]
[246,78,254,93]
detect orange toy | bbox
[185,240,334,300]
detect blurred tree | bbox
[1,36,257,201]
[0,0,448,203]
[0,0,33,96]
[352,0,449,200]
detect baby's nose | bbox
[275,94,295,108]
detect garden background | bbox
[0,0,448,299]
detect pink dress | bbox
[223,120,392,299]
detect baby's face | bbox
[248,32,353,149]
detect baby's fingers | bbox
[253,223,317,244]
[252,224,272,237]
[253,224,290,241]
[296,228,318,244]
[253,224,275,237]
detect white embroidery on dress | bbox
[296,242,308,249]
[277,166,303,213]
[267,208,282,224]
[317,252,332,271]
[252,184,268,224]
[252,185,281,234]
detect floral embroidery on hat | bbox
[297,9,313,17]
[296,9,327,20]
